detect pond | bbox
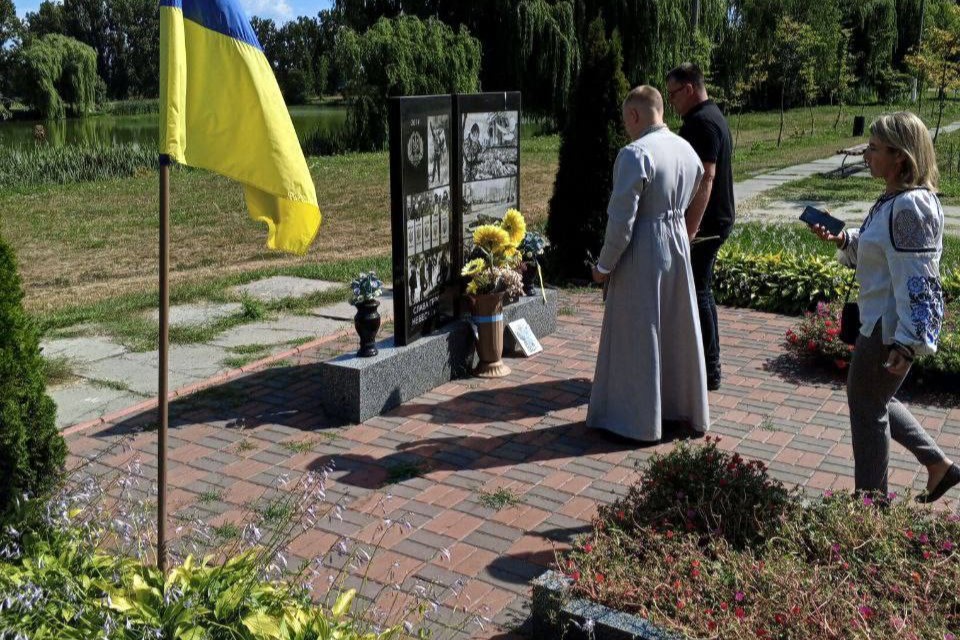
[0,105,348,149]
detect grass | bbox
[280,439,316,454]
[477,487,523,511]
[764,128,960,205]
[385,461,428,484]
[254,497,294,526]
[31,261,359,351]
[5,99,959,324]
[234,438,257,454]
[42,355,76,386]
[212,522,240,541]
[197,489,224,504]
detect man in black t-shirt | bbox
[666,62,735,391]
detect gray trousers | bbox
[848,325,947,493]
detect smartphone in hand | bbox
[799,206,846,236]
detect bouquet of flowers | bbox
[350,271,383,305]
[461,208,526,298]
[518,230,549,261]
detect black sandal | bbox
[915,463,960,504]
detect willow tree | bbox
[516,0,579,124]
[12,33,97,118]
[334,15,481,151]
[573,0,726,86]
[546,17,628,279]
[846,0,900,99]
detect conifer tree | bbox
[0,235,66,521]
[545,16,628,280]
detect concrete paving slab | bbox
[312,290,395,321]
[167,344,234,378]
[50,382,143,430]
[41,336,127,363]
[232,276,342,302]
[149,302,243,328]
[78,352,204,397]
[210,315,345,349]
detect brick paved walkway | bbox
[64,290,960,639]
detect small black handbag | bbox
[839,273,860,345]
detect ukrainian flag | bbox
[159,0,321,255]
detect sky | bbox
[15,0,334,24]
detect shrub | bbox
[544,17,628,280]
[563,440,960,639]
[786,297,960,383]
[784,301,855,370]
[714,247,853,315]
[0,521,405,639]
[599,438,794,550]
[0,235,66,521]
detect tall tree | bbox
[516,0,579,123]
[10,33,98,117]
[546,17,628,279]
[23,0,64,38]
[335,15,481,150]
[906,2,960,141]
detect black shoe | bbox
[707,376,721,391]
[915,463,960,504]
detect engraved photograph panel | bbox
[389,95,456,345]
[427,114,451,189]
[461,111,519,183]
[461,176,519,253]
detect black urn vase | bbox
[521,260,539,296]
[353,299,381,357]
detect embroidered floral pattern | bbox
[892,206,941,252]
[907,276,944,345]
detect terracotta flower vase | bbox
[353,299,381,357]
[469,291,511,378]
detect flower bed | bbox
[548,439,960,639]
[785,299,960,384]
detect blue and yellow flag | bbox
[159,0,321,254]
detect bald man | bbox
[588,85,711,443]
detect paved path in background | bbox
[734,119,960,206]
[65,291,960,639]
[742,199,960,235]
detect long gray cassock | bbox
[587,124,711,441]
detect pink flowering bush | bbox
[784,301,853,372]
[563,440,960,639]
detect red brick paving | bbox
[64,290,960,638]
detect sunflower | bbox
[473,225,510,254]
[465,279,480,295]
[500,209,526,246]
[461,258,487,277]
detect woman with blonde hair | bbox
[810,111,957,502]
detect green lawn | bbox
[4,98,960,322]
[764,128,960,205]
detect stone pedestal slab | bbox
[319,289,558,424]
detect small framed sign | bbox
[507,318,542,357]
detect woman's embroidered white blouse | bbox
[838,187,945,356]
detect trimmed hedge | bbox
[0,235,66,520]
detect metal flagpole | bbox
[158,154,171,571]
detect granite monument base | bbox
[319,289,558,424]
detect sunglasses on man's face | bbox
[666,85,688,99]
